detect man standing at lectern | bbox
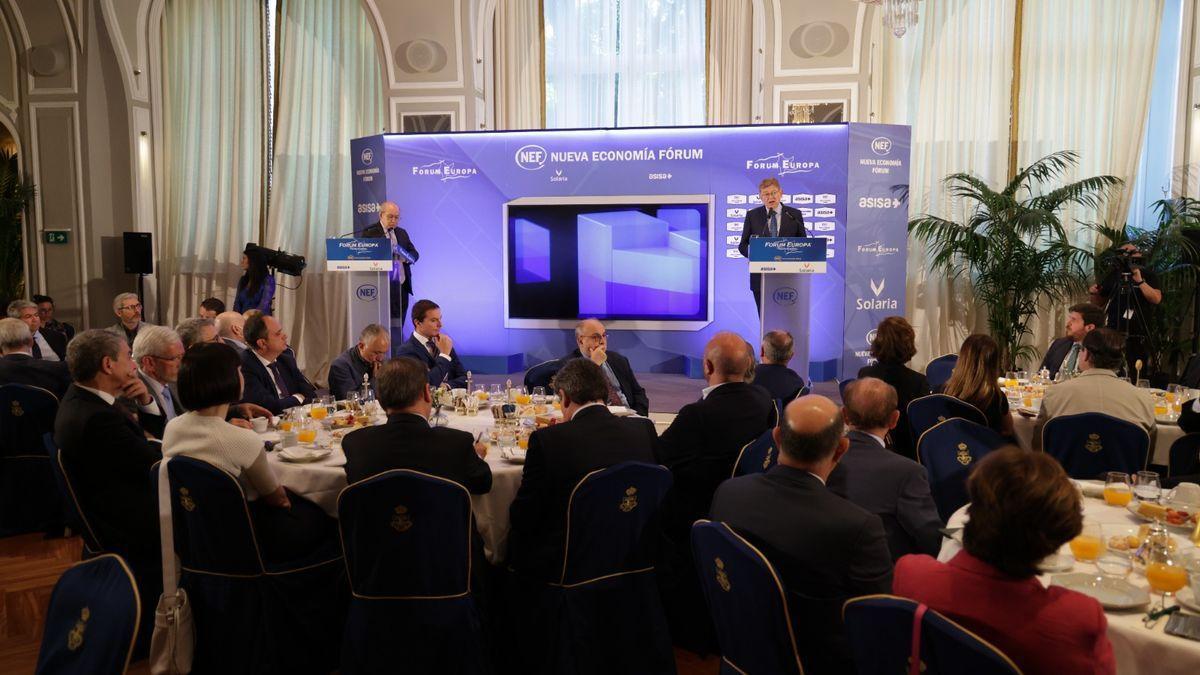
[737,177,809,314]
[360,201,420,341]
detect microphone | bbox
[334,228,363,238]
[784,209,810,237]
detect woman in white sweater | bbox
[163,342,336,562]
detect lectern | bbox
[747,237,828,379]
[326,238,392,344]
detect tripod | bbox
[1105,271,1155,380]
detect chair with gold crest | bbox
[916,418,1006,521]
[906,393,988,446]
[732,427,778,478]
[0,383,63,535]
[35,553,141,675]
[1042,412,1150,479]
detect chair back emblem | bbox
[955,442,971,466]
[619,486,638,513]
[390,505,413,532]
[1085,433,1102,453]
[67,606,90,651]
[936,415,946,422]
[10,400,23,417]
[908,655,927,673]
[178,487,196,512]
[715,557,731,592]
[762,447,773,470]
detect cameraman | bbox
[1088,243,1161,378]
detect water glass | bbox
[489,383,505,403]
[1134,470,1162,504]
[1137,379,1152,389]
[1095,553,1132,580]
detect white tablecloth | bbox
[1010,411,1184,466]
[939,493,1200,675]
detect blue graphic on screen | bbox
[507,200,709,321]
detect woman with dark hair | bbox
[162,342,334,561]
[233,243,276,314]
[857,316,931,459]
[941,333,1014,437]
[893,447,1114,674]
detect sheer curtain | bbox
[494,0,544,129]
[544,0,618,128]
[160,0,264,328]
[267,0,384,380]
[707,0,753,125]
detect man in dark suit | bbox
[1039,302,1104,380]
[826,377,942,560]
[130,325,185,440]
[753,330,806,401]
[359,201,419,340]
[736,177,809,313]
[564,317,649,416]
[0,318,71,398]
[215,310,248,352]
[239,313,315,415]
[328,323,390,401]
[394,299,468,388]
[711,395,892,674]
[7,299,66,361]
[34,294,75,342]
[507,358,658,579]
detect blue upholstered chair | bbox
[159,457,346,674]
[0,384,62,535]
[44,434,103,558]
[35,554,141,675]
[523,358,563,392]
[691,520,804,675]
[732,427,778,478]
[1167,433,1200,486]
[907,394,988,446]
[924,354,958,389]
[838,378,856,400]
[922,607,1021,674]
[916,418,1007,521]
[337,469,489,675]
[1042,412,1151,479]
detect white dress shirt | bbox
[33,331,59,361]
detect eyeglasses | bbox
[119,303,142,312]
[153,354,182,362]
[584,333,607,340]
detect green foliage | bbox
[0,151,34,306]
[908,151,1121,369]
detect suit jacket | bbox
[107,321,155,347]
[825,431,943,560]
[394,334,468,388]
[508,405,657,578]
[0,352,71,399]
[222,337,248,353]
[656,381,775,544]
[1039,336,1078,379]
[894,551,1115,675]
[43,319,75,342]
[53,384,162,565]
[566,349,649,416]
[32,329,67,361]
[857,361,932,460]
[710,466,892,674]
[239,349,316,415]
[342,412,491,490]
[752,362,806,401]
[1179,397,1200,434]
[737,204,808,286]
[328,347,373,401]
[131,370,178,440]
[1031,368,1155,452]
[360,223,419,297]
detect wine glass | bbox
[1103,472,1132,507]
[489,383,505,403]
[1068,521,1104,566]
[1145,525,1189,610]
[1004,371,1019,389]
[1134,470,1162,505]
[531,386,546,407]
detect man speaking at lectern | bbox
[737,177,809,314]
[360,201,420,339]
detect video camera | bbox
[1109,247,1143,276]
[246,243,307,277]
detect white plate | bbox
[276,446,332,463]
[1125,500,1199,530]
[500,447,527,464]
[1037,553,1074,573]
[1178,587,1200,614]
[1050,573,1150,609]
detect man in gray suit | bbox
[826,377,942,560]
[131,325,183,439]
[108,292,156,347]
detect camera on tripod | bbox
[1109,248,1142,276]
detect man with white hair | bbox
[107,292,155,346]
[360,200,420,338]
[328,323,390,400]
[7,299,65,361]
[175,317,220,350]
[0,317,71,398]
[215,310,248,351]
[131,325,184,438]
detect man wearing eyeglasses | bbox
[107,292,156,347]
[564,317,649,416]
[359,201,419,341]
[130,325,183,439]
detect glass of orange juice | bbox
[310,404,328,420]
[297,421,317,445]
[1068,521,1103,564]
[1103,472,1133,507]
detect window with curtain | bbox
[544,0,706,128]
[1126,0,1182,231]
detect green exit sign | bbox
[43,231,69,245]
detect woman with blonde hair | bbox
[941,334,1013,437]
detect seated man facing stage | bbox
[33,294,75,342]
[215,310,248,351]
[0,317,71,399]
[710,395,892,674]
[198,297,226,320]
[8,299,65,361]
[175,317,221,350]
[753,329,807,401]
[131,325,185,439]
[1039,302,1104,380]
[736,177,809,313]
[328,323,390,401]
[108,292,155,347]
[507,358,657,578]
[565,317,649,416]
[239,312,315,414]
[394,299,468,388]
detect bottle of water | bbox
[360,373,373,404]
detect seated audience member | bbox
[893,448,1115,674]
[33,294,75,341]
[565,317,649,416]
[108,292,155,346]
[0,317,71,398]
[328,323,390,401]
[753,330,806,401]
[239,313,315,414]
[8,299,65,361]
[1039,303,1104,380]
[341,357,490,488]
[508,358,658,578]
[826,378,942,560]
[711,396,892,674]
[394,299,468,388]
[198,297,226,320]
[164,342,335,561]
[857,316,931,459]
[215,310,248,351]
[176,317,220,350]
[1033,327,1155,451]
[131,326,185,439]
[941,334,1014,438]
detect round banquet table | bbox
[938,489,1200,674]
[1009,410,1184,467]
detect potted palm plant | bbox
[908,151,1120,368]
[0,150,35,307]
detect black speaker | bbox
[123,232,153,274]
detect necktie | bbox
[387,228,406,284]
[606,379,624,406]
[161,386,177,420]
[31,340,41,359]
[1064,343,1081,374]
[268,362,291,397]
[427,339,439,359]
[768,210,779,237]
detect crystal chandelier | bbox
[860,0,920,38]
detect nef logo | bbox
[773,287,798,306]
[360,148,374,166]
[871,137,893,156]
[356,284,378,302]
[515,145,547,170]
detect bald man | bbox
[360,201,420,336]
[711,395,892,673]
[565,317,648,416]
[215,311,248,352]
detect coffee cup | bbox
[1167,481,1200,506]
[251,417,269,433]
